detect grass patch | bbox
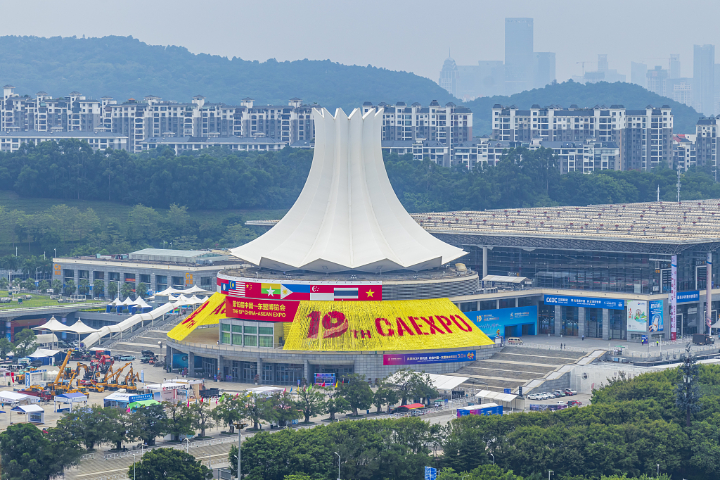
[0,291,92,311]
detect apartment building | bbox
[695,116,718,174]
[491,104,673,171]
[673,134,697,171]
[361,100,472,145]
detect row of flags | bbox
[219,279,381,302]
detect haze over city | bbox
[2,0,719,82]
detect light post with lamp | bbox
[237,429,242,479]
[490,453,494,465]
[335,452,341,480]
[548,470,554,480]
[132,453,136,480]
[185,437,190,453]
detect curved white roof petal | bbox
[230,108,465,272]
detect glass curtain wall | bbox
[585,308,603,338]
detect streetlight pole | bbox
[237,429,242,479]
[132,453,136,480]
[657,464,660,477]
[490,453,494,465]
[335,452,340,480]
[185,437,190,453]
[548,470,554,480]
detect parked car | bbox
[553,390,566,397]
[527,394,539,400]
[567,400,582,407]
[118,355,135,361]
[563,389,577,396]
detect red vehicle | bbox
[20,388,52,401]
[567,400,582,407]
[90,354,114,373]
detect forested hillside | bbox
[467,80,701,134]
[0,36,456,111]
[2,141,720,257]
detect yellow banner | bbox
[167,293,227,341]
[283,298,493,351]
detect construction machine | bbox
[72,364,105,393]
[99,362,131,390]
[48,349,73,396]
[122,365,142,392]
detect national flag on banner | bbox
[227,281,245,297]
[280,283,311,300]
[261,283,282,297]
[334,288,358,300]
[218,278,230,295]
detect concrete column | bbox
[151,273,156,294]
[578,307,586,338]
[482,247,488,279]
[166,345,172,368]
[73,270,79,296]
[602,309,610,340]
[303,359,310,385]
[256,358,263,384]
[496,299,500,309]
[515,297,519,307]
[554,305,562,336]
[217,354,223,381]
[188,352,195,377]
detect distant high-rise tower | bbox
[533,52,555,89]
[669,54,681,79]
[505,18,534,95]
[598,54,609,73]
[439,54,458,97]
[631,62,648,88]
[694,44,715,115]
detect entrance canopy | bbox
[64,320,97,335]
[32,317,67,333]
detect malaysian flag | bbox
[228,281,245,297]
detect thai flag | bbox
[228,281,245,297]
[334,288,358,300]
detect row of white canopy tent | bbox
[33,317,97,335]
[155,285,213,296]
[106,296,152,313]
[82,296,210,348]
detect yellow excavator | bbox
[48,349,74,396]
[99,362,131,391]
[71,364,105,393]
[122,365,141,392]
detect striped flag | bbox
[334,288,358,300]
[228,281,245,297]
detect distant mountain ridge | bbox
[466,80,701,134]
[0,36,702,135]
[0,35,457,112]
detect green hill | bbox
[467,80,701,135]
[0,35,456,111]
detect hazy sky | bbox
[3,0,720,83]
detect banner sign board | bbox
[649,300,664,332]
[670,256,677,340]
[544,295,624,310]
[383,350,476,366]
[627,301,648,332]
[465,306,537,337]
[677,291,699,303]
[219,277,382,301]
[226,298,298,322]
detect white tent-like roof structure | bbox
[33,317,67,333]
[230,108,465,273]
[121,297,134,306]
[64,320,97,335]
[184,285,211,295]
[133,297,151,309]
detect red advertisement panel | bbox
[225,297,298,322]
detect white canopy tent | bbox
[0,391,38,405]
[35,334,59,346]
[155,287,184,296]
[475,389,522,411]
[28,348,61,358]
[187,295,203,305]
[32,316,67,333]
[184,285,212,295]
[133,297,151,309]
[65,320,97,335]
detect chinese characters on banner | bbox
[670,255,677,340]
[225,298,299,322]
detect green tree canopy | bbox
[128,448,212,480]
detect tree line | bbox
[1,361,714,479]
[2,140,719,215]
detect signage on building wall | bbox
[218,276,382,301]
[53,264,61,276]
[649,300,664,332]
[383,350,476,366]
[677,291,699,303]
[465,306,538,337]
[543,295,624,310]
[185,273,193,286]
[225,298,299,322]
[670,256,677,340]
[627,300,648,332]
